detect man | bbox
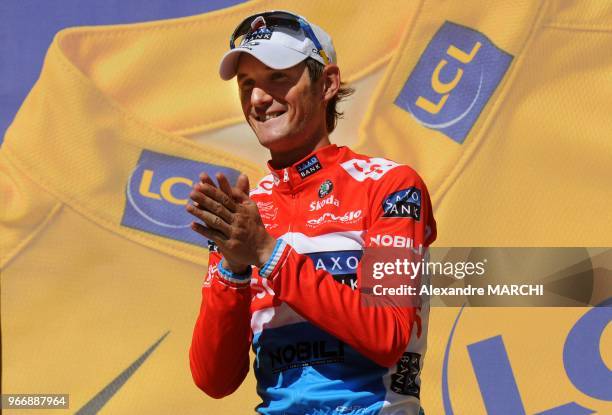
[188,10,436,415]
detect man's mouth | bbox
[255,111,286,122]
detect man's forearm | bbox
[189,254,253,398]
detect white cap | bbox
[219,12,336,80]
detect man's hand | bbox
[186,172,277,273]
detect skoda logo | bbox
[318,179,333,198]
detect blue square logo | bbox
[395,21,513,143]
[122,150,241,246]
[382,187,421,220]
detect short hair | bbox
[304,58,355,134]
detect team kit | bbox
[1,1,610,414]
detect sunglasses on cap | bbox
[229,10,330,65]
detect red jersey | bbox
[190,144,436,414]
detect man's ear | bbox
[322,64,340,102]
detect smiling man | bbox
[187,10,437,415]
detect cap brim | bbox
[219,43,308,80]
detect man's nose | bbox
[251,87,273,107]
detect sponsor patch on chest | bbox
[309,194,340,211]
[296,155,322,179]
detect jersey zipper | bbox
[284,167,297,245]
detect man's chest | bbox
[255,176,368,237]
[250,176,370,312]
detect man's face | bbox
[236,54,325,153]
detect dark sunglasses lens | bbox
[232,12,301,45]
[270,18,300,31]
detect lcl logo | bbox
[121,149,240,245]
[415,41,481,115]
[395,21,513,144]
[443,300,611,414]
[138,169,192,205]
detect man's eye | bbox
[240,82,254,92]
[271,73,287,81]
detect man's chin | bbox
[256,134,294,152]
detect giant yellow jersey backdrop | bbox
[2,0,611,414]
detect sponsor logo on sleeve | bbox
[122,150,240,246]
[340,158,399,182]
[395,21,513,143]
[382,187,421,220]
[306,250,363,290]
[370,234,416,249]
[318,179,334,198]
[252,276,276,301]
[296,155,322,179]
[204,263,217,287]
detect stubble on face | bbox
[236,54,327,159]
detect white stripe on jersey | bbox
[251,302,306,335]
[279,230,365,254]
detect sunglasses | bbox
[229,11,330,65]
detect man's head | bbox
[219,11,353,156]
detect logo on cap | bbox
[242,16,274,45]
[244,27,273,43]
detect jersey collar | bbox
[267,144,343,192]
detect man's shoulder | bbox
[249,173,276,197]
[338,147,423,188]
